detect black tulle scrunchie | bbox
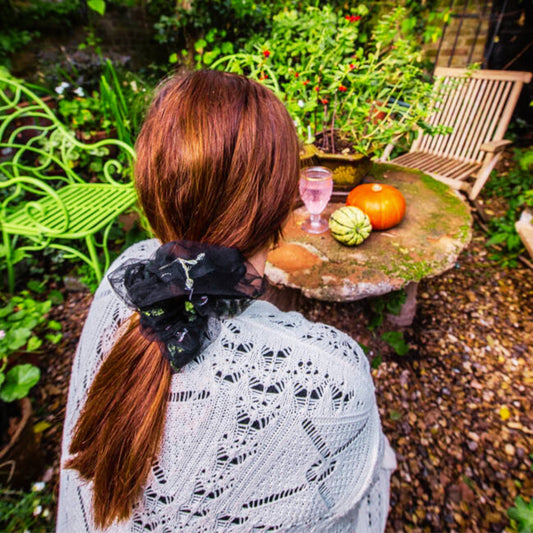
[108,241,265,371]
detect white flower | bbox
[130,80,138,92]
[73,87,85,97]
[43,508,50,518]
[32,481,45,492]
[54,81,70,95]
[33,505,42,516]
[0,330,5,340]
[298,99,305,108]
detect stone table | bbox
[265,163,473,326]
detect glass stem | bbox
[310,213,321,226]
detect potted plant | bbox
[0,292,62,488]
[211,5,442,189]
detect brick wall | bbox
[425,0,493,68]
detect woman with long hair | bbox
[57,70,395,532]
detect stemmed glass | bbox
[299,166,333,234]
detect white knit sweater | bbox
[57,239,395,533]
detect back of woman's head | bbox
[67,70,299,529]
[135,70,300,255]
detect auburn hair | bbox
[66,70,300,528]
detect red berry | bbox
[339,85,347,92]
[263,50,270,58]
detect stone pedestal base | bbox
[386,282,418,327]
[264,281,420,328]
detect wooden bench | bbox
[0,73,137,292]
[381,68,532,200]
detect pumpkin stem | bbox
[371,184,382,192]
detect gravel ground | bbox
[34,218,532,532]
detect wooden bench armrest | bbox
[480,139,512,153]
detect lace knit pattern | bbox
[57,240,395,533]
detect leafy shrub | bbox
[508,496,533,533]
[484,147,533,266]
[0,482,54,533]
[210,5,440,156]
[0,291,62,403]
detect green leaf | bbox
[221,42,234,55]
[47,320,62,331]
[371,353,383,369]
[12,249,27,264]
[385,290,407,315]
[26,336,42,352]
[486,233,508,246]
[389,409,401,421]
[358,342,370,355]
[507,496,533,533]
[87,0,105,16]
[0,364,40,402]
[0,301,15,318]
[194,39,207,52]
[48,290,64,305]
[45,333,63,345]
[34,420,52,434]
[203,49,220,65]
[27,280,45,294]
[7,328,32,351]
[169,53,178,64]
[381,331,409,356]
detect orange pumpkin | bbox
[346,183,406,230]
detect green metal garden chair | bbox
[0,73,137,292]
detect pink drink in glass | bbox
[299,166,333,234]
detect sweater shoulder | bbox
[237,300,370,375]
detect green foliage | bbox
[0,29,36,68]
[380,330,410,356]
[55,60,151,147]
[74,262,100,294]
[368,289,407,330]
[508,496,533,533]
[484,147,533,267]
[99,60,152,146]
[0,482,54,533]
[211,5,437,156]
[0,364,40,403]
[1,0,82,38]
[87,0,106,16]
[0,291,62,402]
[154,0,269,67]
[58,92,110,133]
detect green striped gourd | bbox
[329,206,372,246]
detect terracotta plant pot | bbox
[0,398,43,488]
[300,144,373,193]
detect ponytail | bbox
[66,69,300,528]
[66,314,171,528]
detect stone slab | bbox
[266,163,473,302]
